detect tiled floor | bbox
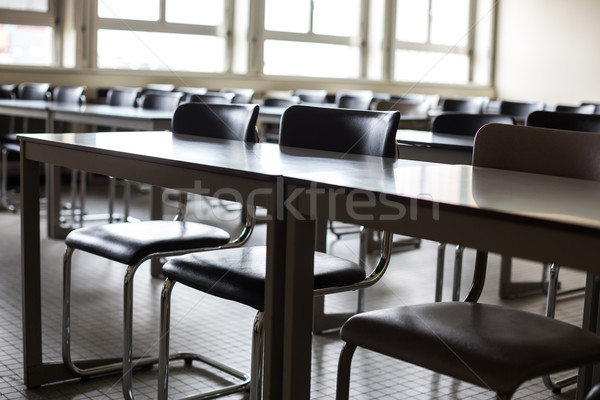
[0,180,589,399]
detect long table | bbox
[19,131,600,399]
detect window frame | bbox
[89,0,235,73]
[390,0,480,84]
[0,0,60,67]
[258,0,370,79]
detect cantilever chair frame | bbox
[62,103,260,400]
[158,104,400,400]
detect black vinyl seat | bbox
[439,97,487,113]
[158,104,400,400]
[61,103,259,400]
[335,124,600,400]
[555,104,597,114]
[220,87,254,104]
[294,89,327,103]
[498,99,544,119]
[431,113,515,303]
[262,96,301,107]
[527,110,600,131]
[138,90,183,110]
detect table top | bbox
[20,131,600,233]
[48,103,174,120]
[395,129,474,151]
[0,98,50,111]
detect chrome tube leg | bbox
[124,180,131,221]
[357,228,368,313]
[452,245,464,301]
[108,177,116,223]
[435,243,446,302]
[336,343,357,400]
[546,264,560,319]
[158,279,176,400]
[62,246,76,371]
[250,312,264,400]
[79,171,87,228]
[70,169,78,225]
[122,261,144,400]
[1,148,14,211]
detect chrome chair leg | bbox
[63,247,156,381]
[1,148,16,212]
[435,242,446,302]
[542,263,578,392]
[452,245,464,301]
[124,180,131,222]
[250,312,264,400]
[158,278,251,400]
[335,343,357,400]
[108,177,116,223]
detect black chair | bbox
[439,97,486,113]
[527,110,600,132]
[17,82,50,101]
[336,124,600,400]
[498,99,545,119]
[555,104,596,114]
[336,92,373,110]
[157,104,400,399]
[177,86,207,103]
[262,96,301,107]
[220,88,254,104]
[138,90,183,110]
[52,85,86,104]
[61,103,259,400]
[106,87,141,107]
[294,89,327,103]
[0,84,15,99]
[431,113,515,302]
[189,92,235,104]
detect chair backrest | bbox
[581,102,600,115]
[0,84,15,99]
[432,113,515,136]
[439,97,486,113]
[262,96,301,107]
[106,87,141,107]
[189,92,235,104]
[52,86,86,105]
[294,89,327,103]
[336,94,373,110]
[374,99,430,117]
[146,83,175,92]
[17,82,50,101]
[498,100,545,118]
[139,91,184,110]
[172,103,259,143]
[526,110,600,132]
[279,105,399,158]
[473,123,600,181]
[178,87,208,103]
[555,104,596,114]
[220,88,254,104]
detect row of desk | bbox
[18,130,600,399]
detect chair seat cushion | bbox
[340,302,600,395]
[65,221,230,265]
[161,246,366,311]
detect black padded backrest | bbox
[498,100,544,118]
[473,123,600,181]
[52,86,86,104]
[262,96,300,107]
[140,91,183,110]
[526,111,600,132]
[17,82,50,100]
[172,103,259,143]
[0,84,15,99]
[106,87,141,107]
[440,98,485,113]
[432,113,515,136]
[337,95,373,110]
[555,104,596,114]
[189,93,235,104]
[279,105,399,158]
[375,99,430,117]
[294,89,327,103]
[220,88,254,104]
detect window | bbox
[262,0,364,79]
[95,0,230,73]
[0,0,56,66]
[393,0,493,85]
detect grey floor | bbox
[0,178,588,399]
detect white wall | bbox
[495,0,600,106]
